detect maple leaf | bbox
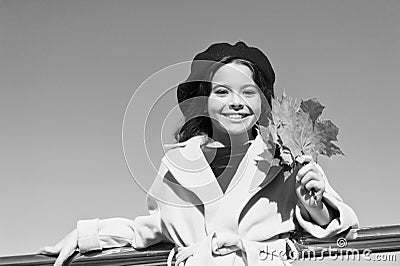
[271,91,301,130]
[315,120,344,157]
[270,93,344,161]
[300,98,325,125]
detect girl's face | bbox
[208,63,262,139]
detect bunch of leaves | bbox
[267,92,344,165]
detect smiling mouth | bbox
[222,113,251,119]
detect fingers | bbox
[54,230,78,266]
[212,237,219,254]
[175,248,193,265]
[212,233,241,255]
[38,245,61,255]
[298,170,319,185]
[38,241,73,266]
[304,180,324,192]
[295,160,325,202]
[298,171,325,194]
[296,158,321,182]
[38,239,64,255]
[295,155,313,165]
[54,246,77,266]
[217,246,240,255]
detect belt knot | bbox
[167,232,298,266]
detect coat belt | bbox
[167,232,299,266]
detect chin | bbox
[211,119,256,139]
[223,126,253,137]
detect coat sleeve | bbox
[76,163,171,253]
[295,164,359,238]
[76,195,168,253]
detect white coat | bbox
[76,133,359,265]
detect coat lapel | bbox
[247,134,283,193]
[161,132,283,210]
[162,136,224,205]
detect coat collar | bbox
[161,131,283,205]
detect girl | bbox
[40,41,359,266]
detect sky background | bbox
[1,0,399,264]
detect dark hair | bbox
[175,56,274,142]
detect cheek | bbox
[207,97,224,114]
[248,97,262,117]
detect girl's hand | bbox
[295,155,325,208]
[38,229,78,266]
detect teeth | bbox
[225,114,247,119]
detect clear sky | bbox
[1,0,399,264]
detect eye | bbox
[212,87,229,95]
[242,88,258,96]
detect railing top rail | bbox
[2,225,400,265]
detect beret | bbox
[177,41,275,117]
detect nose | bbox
[229,92,244,111]
[230,103,244,111]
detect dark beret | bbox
[177,41,275,117]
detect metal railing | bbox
[1,225,399,265]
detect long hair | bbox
[175,56,274,142]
